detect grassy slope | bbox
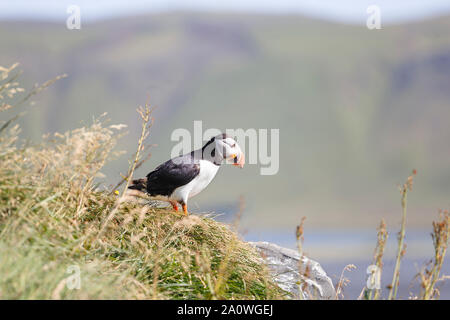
[1,14,450,229]
[0,113,282,299]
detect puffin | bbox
[128,133,245,215]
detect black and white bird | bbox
[128,133,245,215]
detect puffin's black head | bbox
[202,133,245,168]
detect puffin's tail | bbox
[123,177,149,202]
[128,177,147,192]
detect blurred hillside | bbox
[1,13,450,230]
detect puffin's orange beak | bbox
[232,152,245,168]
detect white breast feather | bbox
[170,160,219,203]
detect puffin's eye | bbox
[231,143,236,148]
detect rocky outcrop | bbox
[250,241,336,300]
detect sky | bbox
[0,0,450,24]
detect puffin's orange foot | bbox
[182,204,188,216]
[169,201,179,212]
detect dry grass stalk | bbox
[295,217,311,299]
[96,104,153,240]
[363,219,388,300]
[0,62,67,134]
[372,219,388,299]
[295,217,306,257]
[111,151,153,193]
[335,264,356,300]
[388,169,416,300]
[419,210,449,299]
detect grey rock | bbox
[249,241,336,300]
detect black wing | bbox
[145,158,200,197]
